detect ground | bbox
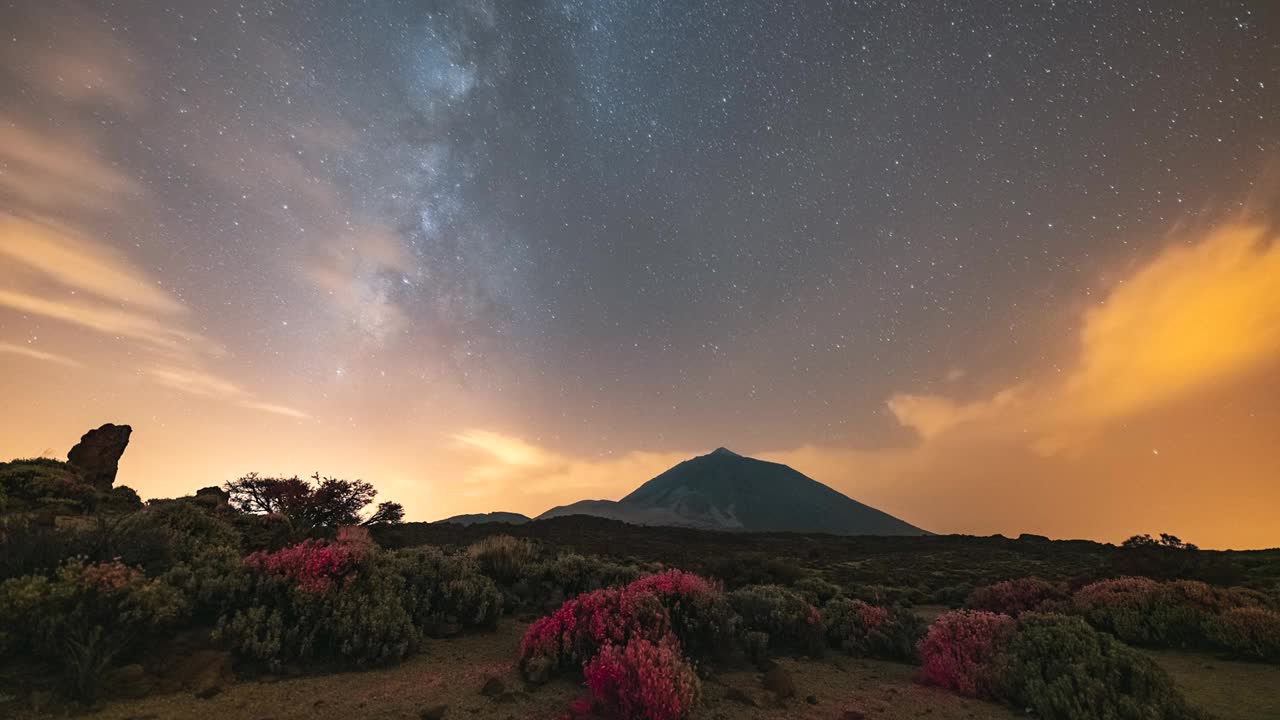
[23,618,1276,720]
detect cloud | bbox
[0,342,83,368]
[0,214,182,313]
[147,367,309,419]
[0,214,211,354]
[1,0,147,111]
[449,428,690,508]
[1064,223,1280,422]
[886,387,1021,440]
[0,118,143,213]
[886,220,1280,453]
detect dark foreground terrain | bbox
[3,449,1279,720]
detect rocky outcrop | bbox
[66,423,132,491]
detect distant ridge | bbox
[435,511,531,526]
[537,447,926,536]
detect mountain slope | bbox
[435,511,531,526]
[537,447,926,536]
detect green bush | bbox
[537,552,643,597]
[1000,613,1208,720]
[1073,577,1260,647]
[467,535,537,585]
[0,559,185,700]
[0,517,96,580]
[0,458,97,514]
[793,575,842,606]
[392,546,503,633]
[111,501,242,573]
[162,544,251,623]
[823,598,925,662]
[702,552,806,588]
[728,584,824,656]
[1207,607,1280,662]
[215,550,417,669]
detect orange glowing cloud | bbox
[1065,222,1280,422]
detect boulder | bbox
[724,687,758,707]
[66,423,132,491]
[420,705,448,720]
[762,665,795,700]
[168,649,233,698]
[105,663,153,699]
[481,677,506,698]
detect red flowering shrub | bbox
[1208,607,1280,662]
[243,526,371,593]
[917,610,1014,697]
[520,586,671,682]
[966,577,1069,616]
[584,637,701,720]
[627,570,736,661]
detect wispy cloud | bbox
[0,117,143,214]
[0,341,82,368]
[147,366,309,419]
[450,428,690,506]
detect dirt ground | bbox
[17,619,1276,720]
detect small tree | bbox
[224,472,403,531]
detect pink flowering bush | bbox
[584,637,701,720]
[521,586,671,682]
[966,577,1069,617]
[1208,607,1280,662]
[243,527,371,593]
[917,610,1014,697]
[218,532,436,669]
[627,570,736,661]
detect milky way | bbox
[1,1,1278,547]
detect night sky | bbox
[2,1,1278,548]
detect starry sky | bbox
[2,0,1278,548]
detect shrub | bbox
[162,544,251,622]
[701,552,805,588]
[0,559,184,699]
[0,458,98,514]
[1073,577,1258,647]
[1000,613,1208,720]
[0,517,96,580]
[794,575,842,606]
[917,610,1013,698]
[392,546,503,633]
[539,552,643,597]
[111,501,242,573]
[824,598,925,661]
[1208,607,1280,662]
[216,543,417,669]
[520,587,671,681]
[467,535,537,585]
[584,637,701,720]
[728,584,824,656]
[627,570,737,662]
[243,530,369,594]
[966,577,1069,616]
